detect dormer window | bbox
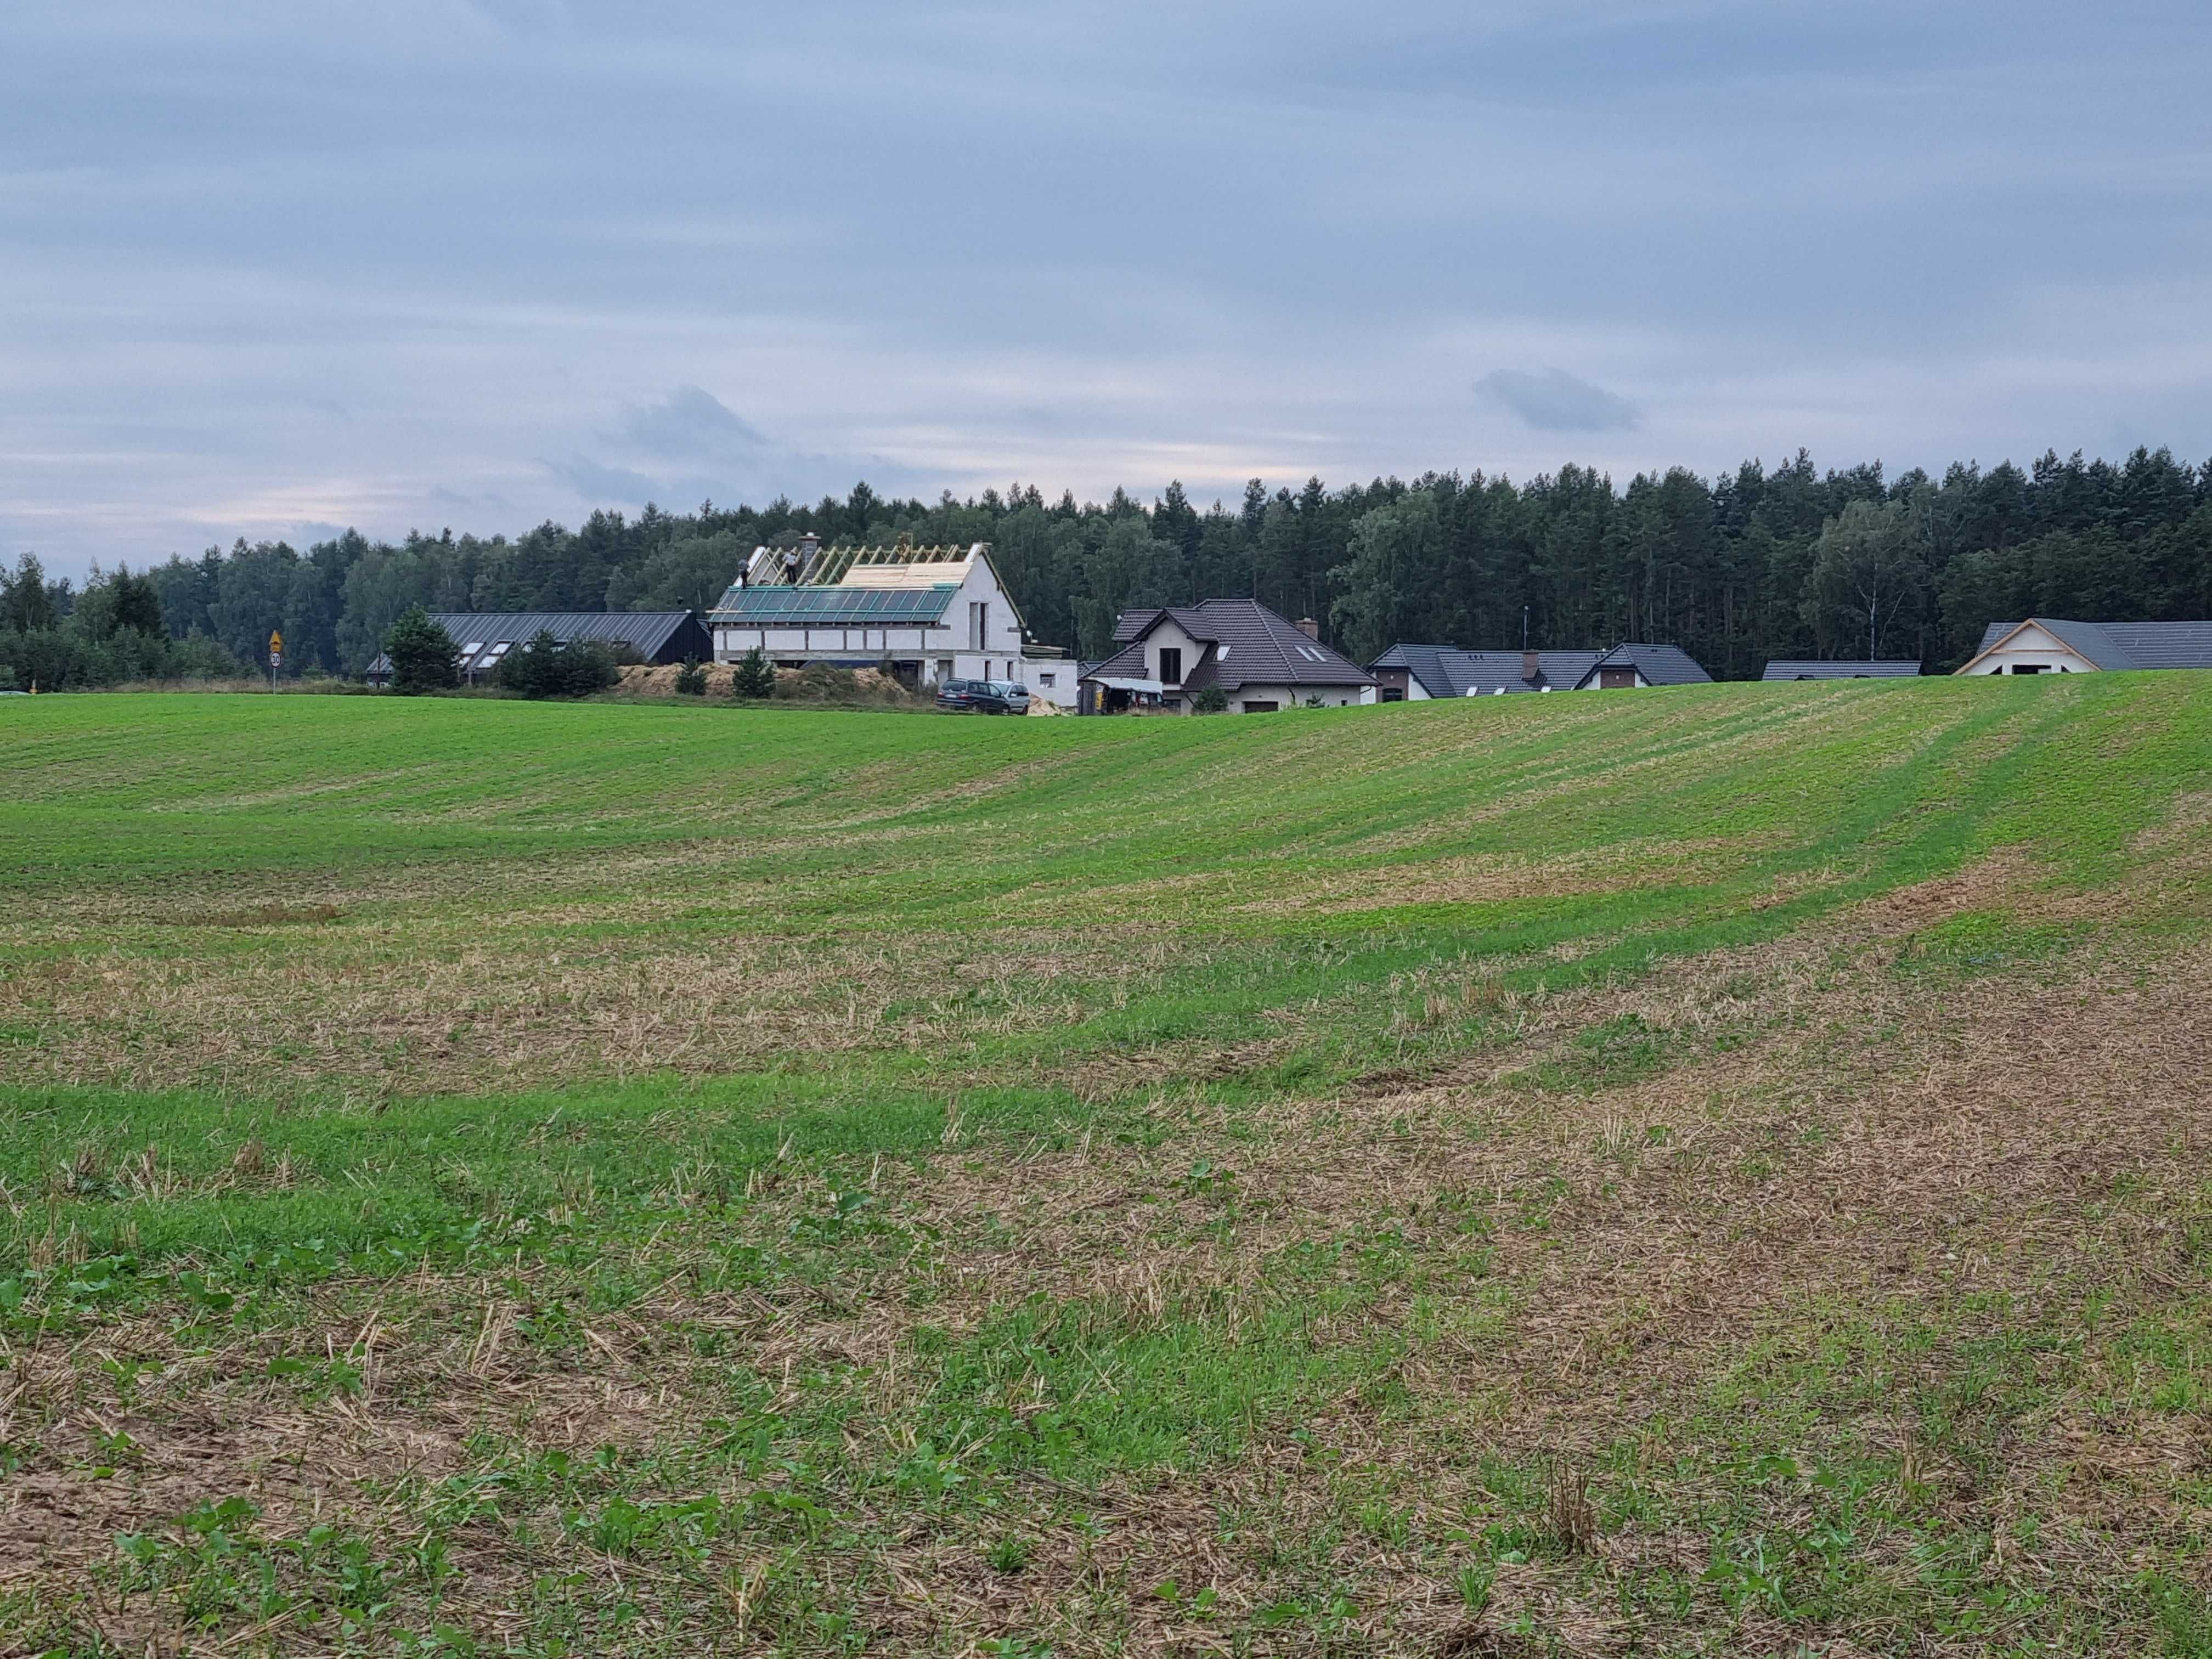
[1158,646,1182,684]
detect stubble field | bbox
[1,678,2208,1657]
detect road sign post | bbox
[268,630,283,691]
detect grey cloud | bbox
[612,385,770,462]
[544,454,665,504]
[549,388,933,511]
[1477,369,1641,434]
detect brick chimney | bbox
[1522,648,1542,682]
[1295,617,1320,640]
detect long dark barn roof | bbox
[1761,659,1921,680]
[366,611,707,676]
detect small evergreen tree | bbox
[383,606,459,694]
[1192,685,1228,714]
[731,646,775,698]
[560,639,620,697]
[496,630,619,698]
[674,657,707,696]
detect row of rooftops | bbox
[361,522,2212,690]
[1370,641,1714,697]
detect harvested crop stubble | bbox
[3,679,2210,1655]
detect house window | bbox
[1037,672,1055,687]
[1158,646,1182,684]
[936,658,954,682]
[969,602,988,651]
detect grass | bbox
[1,675,2209,1655]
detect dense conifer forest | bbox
[5,444,2211,689]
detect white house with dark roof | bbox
[1368,641,1712,699]
[705,536,1074,703]
[1081,600,1374,713]
[1955,619,2212,676]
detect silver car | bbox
[994,681,1031,713]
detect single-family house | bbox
[365,610,710,685]
[1955,619,2212,676]
[1080,600,1374,713]
[1761,659,1921,681]
[704,536,1074,704]
[1367,641,1712,698]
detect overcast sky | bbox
[4,0,2209,578]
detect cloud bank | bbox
[1,1,2208,574]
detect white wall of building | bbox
[1958,623,2096,675]
[1017,659,1077,706]
[1141,618,1207,690]
[1226,683,1363,712]
[710,551,1076,699]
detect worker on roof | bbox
[782,545,802,584]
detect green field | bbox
[3,680,2209,1657]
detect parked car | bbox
[935,678,1016,714]
[995,682,1031,713]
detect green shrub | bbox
[381,607,459,695]
[731,646,775,699]
[1192,685,1229,714]
[674,658,707,696]
[495,630,620,699]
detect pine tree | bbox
[382,606,459,694]
[731,646,775,699]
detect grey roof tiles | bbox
[1090,601,1374,692]
[1973,619,2212,671]
[1761,659,1921,681]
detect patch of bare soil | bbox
[0,927,1163,1097]
[837,928,2212,1648]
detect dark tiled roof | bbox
[1111,609,1163,645]
[1082,639,1158,685]
[1760,659,1921,681]
[1088,601,1374,692]
[1972,619,2212,671]
[368,611,707,676]
[1575,644,1713,688]
[1370,644,1602,696]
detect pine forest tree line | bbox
[6,443,2211,690]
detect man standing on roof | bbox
[782,545,802,585]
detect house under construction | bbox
[704,535,1074,703]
